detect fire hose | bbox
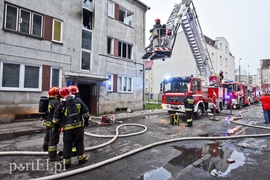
[0,110,269,180]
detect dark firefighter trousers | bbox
[48,125,60,159]
[185,110,193,126]
[63,126,85,165]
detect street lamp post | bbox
[248,65,250,84]
[239,58,241,82]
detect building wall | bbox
[260,59,270,93]
[147,31,235,99]
[96,0,147,114]
[0,0,148,123]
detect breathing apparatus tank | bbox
[39,96,49,115]
[65,95,80,125]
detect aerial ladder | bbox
[142,0,216,79]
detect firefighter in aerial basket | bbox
[183,91,195,127]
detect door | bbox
[78,83,97,115]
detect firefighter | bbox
[41,87,61,161]
[183,91,195,127]
[219,71,224,84]
[53,87,90,168]
[68,85,90,156]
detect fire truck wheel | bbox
[193,106,203,119]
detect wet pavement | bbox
[1,104,270,179]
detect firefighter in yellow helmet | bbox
[53,87,90,168]
[183,91,195,127]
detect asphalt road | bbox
[0,103,270,180]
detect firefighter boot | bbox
[78,154,88,165]
[49,151,62,162]
[42,141,48,151]
[185,123,192,127]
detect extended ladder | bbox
[180,2,214,76]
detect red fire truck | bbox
[251,85,261,103]
[221,81,251,109]
[160,76,225,119]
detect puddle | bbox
[139,142,246,179]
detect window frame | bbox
[108,1,115,18]
[50,67,62,88]
[118,6,134,26]
[4,3,44,37]
[52,19,63,43]
[81,50,92,71]
[118,41,133,59]
[117,75,133,93]
[106,74,114,92]
[0,61,42,91]
[19,8,31,34]
[107,37,114,55]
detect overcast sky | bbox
[141,0,270,75]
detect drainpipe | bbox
[142,7,150,110]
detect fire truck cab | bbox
[221,81,245,109]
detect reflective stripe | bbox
[63,159,71,164]
[83,112,90,118]
[78,154,86,161]
[48,146,57,152]
[52,118,59,124]
[172,115,179,125]
[63,123,83,131]
[72,147,77,152]
[187,118,193,122]
[185,108,193,111]
[77,104,81,113]
[64,109,68,117]
[43,121,53,127]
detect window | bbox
[24,66,39,88]
[1,62,41,90]
[106,74,113,91]
[4,4,43,37]
[19,9,30,33]
[81,8,92,71]
[117,76,133,92]
[81,51,91,70]
[52,19,63,42]
[108,1,114,18]
[220,56,222,65]
[118,41,132,59]
[82,29,92,50]
[107,37,113,54]
[83,9,92,30]
[51,68,61,87]
[32,13,43,36]
[82,0,93,11]
[119,7,133,26]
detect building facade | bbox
[260,59,270,93]
[0,0,148,123]
[145,31,235,99]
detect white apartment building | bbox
[145,31,235,99]
[0,0,148,123]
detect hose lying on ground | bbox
[1,108,269,180]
